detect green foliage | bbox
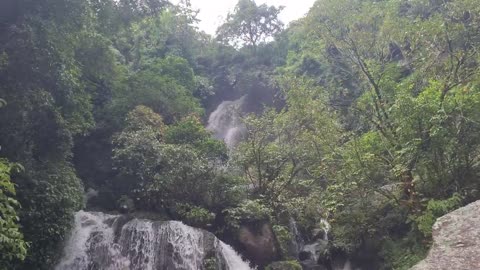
[217,0,284,50]
[117,6,205,68]
[2,0,480,269]
[235,77,339,214]
[0,0,232,268]
[413,194,463,238]
[113,106,241,217]
[174,203,215,228]
[380,234,429,270]
[165,115,227,160]
[272,225,291,258]
[113,55,203,124]
[224,199,272,229]
[0,6,90,265]
[265,260,302,270]
[112,105,167,197]
[124,105,166,133]
[0,159,27,269]
[277,0,480,267]
[18,161,84,269]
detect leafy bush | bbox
[165,115,227,160]
[413,194,463,237]
[0,159,27,269]
[224,200,273,229]
[380,234,428,270]
[272,225,292,258]
[265,260,302,270]
[18,162,84,269]
[174,203,215,228]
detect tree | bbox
[286,0,480,267]
[0,159,27,269]
[112,105,166,196]
[216,0,284,52]
[235,77,340,215]
[112,56,203,124]
[112,106,236,217]
[165,115,227,160]
[0,1,104,268]
[0,100,26,268]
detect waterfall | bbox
[56,211,252,270]
[219,242,252,270]
[320,218,331,241]
[207,96,246,149]
[288,218,304,257]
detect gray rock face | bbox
[410,200,480,270]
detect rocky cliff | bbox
[410,200,480,270]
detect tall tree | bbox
[216,0,284,52]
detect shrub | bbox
[224,199,273,229]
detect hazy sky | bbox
[172,0,316,35]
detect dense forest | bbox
[1,0,480,269]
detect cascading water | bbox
[207,96,246,149]
[298,218,331,263]
[319,218,331,241]
[56,211,252,270]
[288,218,305,258]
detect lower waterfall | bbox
[56,211,252,270]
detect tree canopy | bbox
[217,0,284,51]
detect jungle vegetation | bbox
[1,0,480,269]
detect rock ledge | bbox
[410,200,480,270]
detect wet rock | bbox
[410,200,480,270]
[299,239,328,264]
[238,222,279,267]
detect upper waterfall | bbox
[56,211,252,270]
[207,96,246,149]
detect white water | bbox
[207,96,246,149]
[57,211,253,270]
[320,218,331,241]
[56,211,130,270]
[219,242,252,270]
[289,218,304,257]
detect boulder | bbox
[238,222,279,267]
[410,200,480,270]
[298,240,328,263]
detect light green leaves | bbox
[216,0,284,50]
[0,159,27,267]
